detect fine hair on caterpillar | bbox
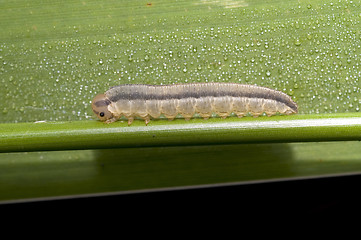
[92,83,298,125]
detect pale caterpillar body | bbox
[92,83,298,125]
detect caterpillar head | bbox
[92,94,114,122]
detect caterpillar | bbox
[92,83,298,125]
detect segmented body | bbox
[92,83,298,125]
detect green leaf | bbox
[1,0,361,202]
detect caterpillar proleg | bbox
[92,83,298,125]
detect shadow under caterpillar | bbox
[92,83,298,125]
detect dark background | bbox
[2,174,361,216]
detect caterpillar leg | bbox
[144,116,150,126]
[127,117,134,126]
[199,113,212,120]
[105,117,118,124]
